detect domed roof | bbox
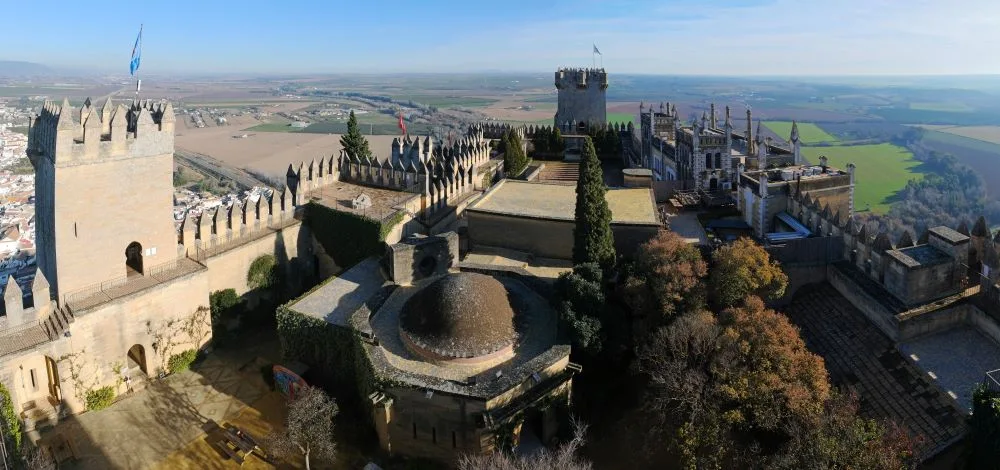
[399,272,516,359]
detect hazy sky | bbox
[4,0,999,76]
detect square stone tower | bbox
[27,98,177,302]
[554,68,608,133]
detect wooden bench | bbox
[215,440,245,466]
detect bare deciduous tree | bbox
[456,419,592,470]
[266,385,338,470]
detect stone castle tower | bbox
[27,98,178,301]
[554,68,608,133]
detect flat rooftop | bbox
[929,226,970,245]
[901,325,1000,412]
[742,165,849,184]
[468,180,658,225]
[287,257,387,328]
[305,180,418,222]
[887,244,952,268]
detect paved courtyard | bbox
[663,211,707,245]
[38,342,281,469]
[901,325,1000,411]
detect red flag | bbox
[398,112,406,135]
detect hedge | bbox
[85,386,116,411]
[306,202,404,270]
[0,383,20,453]
[168,349,199,374]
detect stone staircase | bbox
[41,305,75,340]
[538,161,580,183]
[21,395,62,432]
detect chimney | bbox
[819,155,828,172]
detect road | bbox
[174,148,273,191]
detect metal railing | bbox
[984,369,1000,393]
[63,257,207,313]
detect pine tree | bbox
[340,110,371,158]
[504,131,528,177]
[573,136,615,269]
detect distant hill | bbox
[0,60,54,77]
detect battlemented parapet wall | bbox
[29,98,177,299]
[554,68,607,132]
[329,126,491,219]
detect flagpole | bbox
[134,24,143,103]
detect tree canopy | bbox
[624,230,707,333]
[708,237,788,309]
[555,263,606,356]
[572,136,615,270]
[267,385,338,470]
[339,110,371,158]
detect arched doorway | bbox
[709,177,719,190]
[127,344,147,376]
[125,242,143,276]
[44,356,61,401]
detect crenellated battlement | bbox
[27,97,175,167]
[554,68,608,90]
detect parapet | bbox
[555,68,609,90]
[27,97,175,167]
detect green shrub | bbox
[168,349,199,374]
[0,383,20,453]
[247,254,279,290]
[85,386,116,411]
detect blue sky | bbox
[4,0,999,76]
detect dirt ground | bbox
[175,119,400,180]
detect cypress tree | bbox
[340,110,371,158]
[573,136,615,269]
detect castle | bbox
[553,68,608,133]
[636,102,798,190]
[0,97,312,430]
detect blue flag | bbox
[130,25,142,76]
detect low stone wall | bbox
[827,263,899,340]
[897,302,973,342]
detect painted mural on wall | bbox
[273,365,307,399]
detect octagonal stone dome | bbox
[399,272,516,361]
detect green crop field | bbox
[803,143,924,214]
[607,112,635,125]
[910,102,975,113]
[764,121,837,143]
[243,122,303,132]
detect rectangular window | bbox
[432,427,437,444]
[412,422,417,439]
[29,369,36,389]
[452,431,458,448]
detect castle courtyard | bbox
[34,334,288,469]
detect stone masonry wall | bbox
[1,270,210,414]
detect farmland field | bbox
[920,130,1000,198]
[910,102,975,112]
[923,125,1000,146]
[392,95,497,108]
[765,121,837,143]
[803,143,924,214]
[607,112,636,125]
[244,123,303,133]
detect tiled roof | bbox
[783,283,967,461]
